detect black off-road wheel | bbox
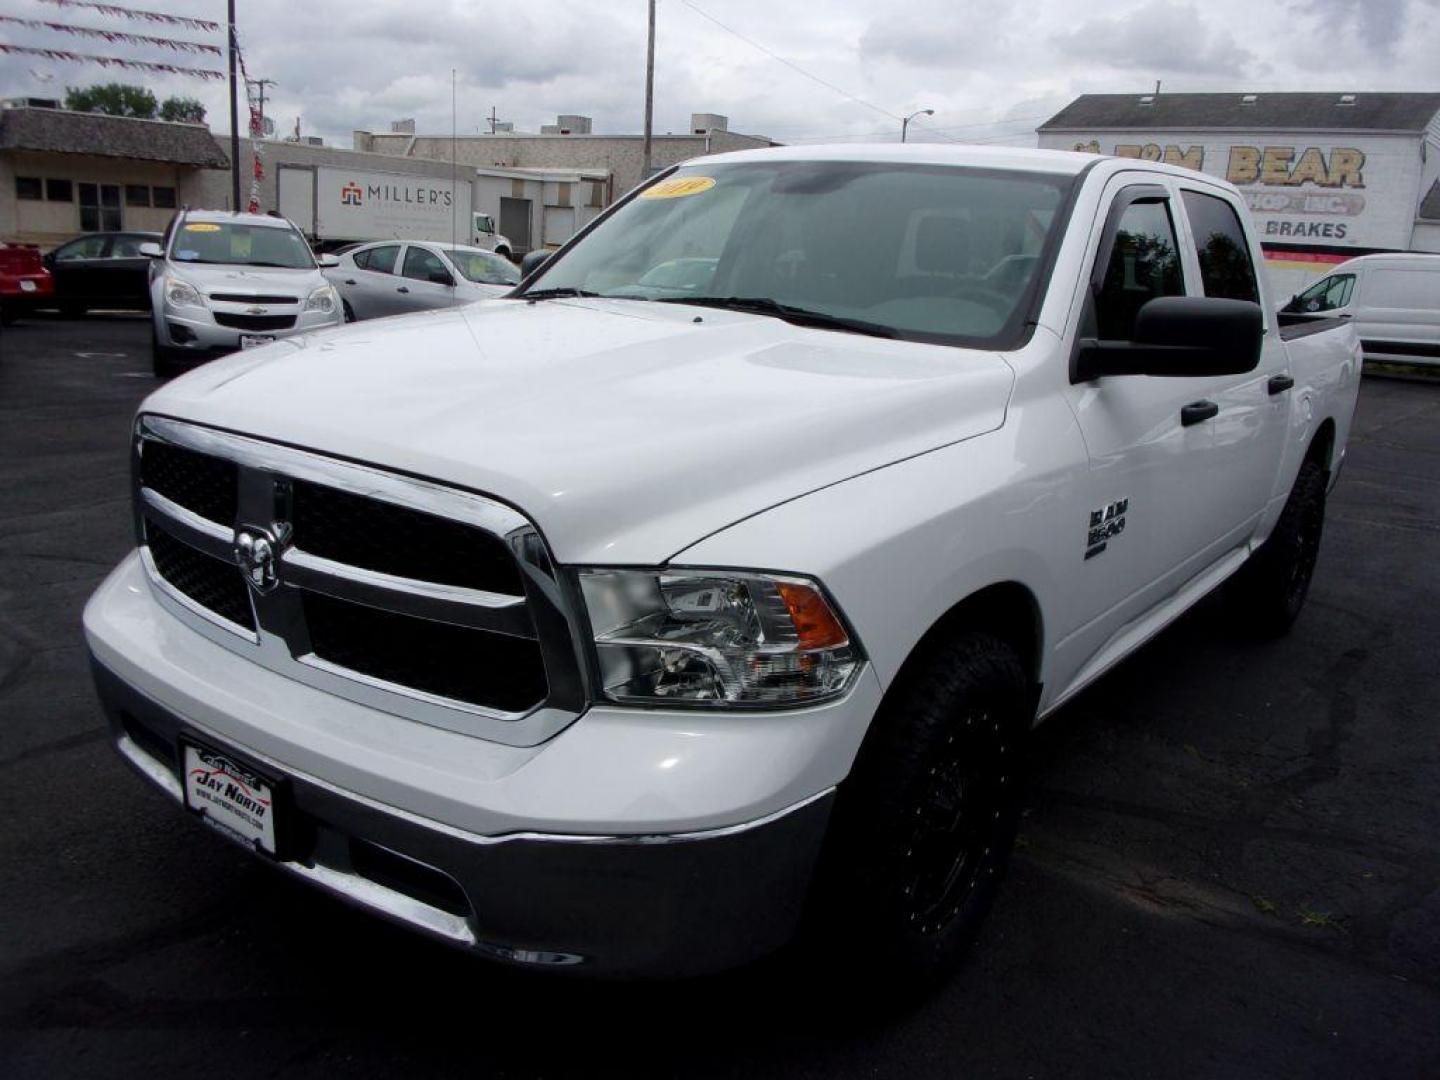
[809,631,1030,990]
[1232,458,1327,637]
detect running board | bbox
[1042,545,1251,718]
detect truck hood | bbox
[144,298,1014,564]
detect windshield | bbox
[448,249,520,286]
[169,220,316,269]
[522,161,1074,346]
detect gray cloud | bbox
[1050,2,1258,77]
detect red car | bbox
[0,243,55,325]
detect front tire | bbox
[1232,458,1327,637]
[342,299,356,323]
[151,330,183,378]
[811,631,1029,988]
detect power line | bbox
[678,0,902,125]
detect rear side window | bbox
[1181,191,1259,303]
[1095,198,1184,340]
[1293,273,1355,313]
[356,244,399,274]
[1366,269,1438,309]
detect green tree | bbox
[64,83,158,118]
[160,96,207,124]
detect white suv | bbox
[143,210,343,377]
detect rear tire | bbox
[809,631,1029,990]
[59,300,87,319]
[1232,459,1327,637]
[0,304,17,327]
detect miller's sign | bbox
[313,167,472,242]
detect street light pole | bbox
[901,107,934,143]
[642,0,656,177]
[227,0,240,210]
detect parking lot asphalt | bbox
[1,314,1437,1079]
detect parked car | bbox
[1279,252,1439,366]
[0,243,54,324]
[86,146,1360,984]
[325,240,520,321]
[143,210,343,377]
[43,231,160,315]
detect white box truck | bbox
[277,165,513,257]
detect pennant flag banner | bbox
[38,0,221,34]
[0,42,224,80]
[237,43,265,212]
[0,15,221,55]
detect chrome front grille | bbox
[132,416,587,746]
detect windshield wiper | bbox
[654,296,897,339]
[521,287,603,300]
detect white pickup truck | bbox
[84,145,1360,983]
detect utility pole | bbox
[227,0,240,210]
[249,77,276,137]
[642,0,655,177]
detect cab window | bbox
[402,246,451,284]
[1094,198,1184,340]
[56,236,108,260]
[1181,191,1259,303]
[1292,273,1355,313]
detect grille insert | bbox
[303,592,546,712]
[292,480,524,595]
[209,293,298,305]
[140,440,237,525]
[147,526,254,631]
[214,312,297,331]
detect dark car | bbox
[43,231,160,315]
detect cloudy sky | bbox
[1,0,1437,147]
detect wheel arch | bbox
[1307,416,1337,475]
[891,581,1044,708]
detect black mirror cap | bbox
[520,250,550,278]
[430,271,454,286]
[1075,296,1264,381]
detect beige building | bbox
[353,112,775,201]
[0,104,228,246]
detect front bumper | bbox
[156,304,341,353]
[85,553,880,975]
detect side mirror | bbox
[316,253,341,268]
[429,269,455,286]
[138,242,164,258]
[1074,296,1263,381]
[520,250,550,278]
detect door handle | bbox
[343,278,357,285]
[396,286,410,294]
[1268,374,1295,395]
[1181,400,1219,426]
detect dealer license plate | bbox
[18,279,36,292]
[182,743,278,855]
[239,334,275,349]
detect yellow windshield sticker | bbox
[183,222,222,232]
[641,176,716,199]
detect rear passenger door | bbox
[1177,186,1289,530]
[397,245,457,312]
[345,243,404,319]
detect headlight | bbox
[578,568,861,707]
[305,284,338,314]
[163,275,203,309]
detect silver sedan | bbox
[325,240,520,322]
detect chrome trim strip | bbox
[290,861,477,946]
[284,548,536,638]
[116,733,184,802]
[139,544,259,643]
[140,487,234,561]
[141,414,530,538]
[296,653,535,722]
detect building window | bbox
[125,184,151,207]
[46,178,73,202]
[78,182,123,232]
[16,176,42,200]
[152,186,177,209]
